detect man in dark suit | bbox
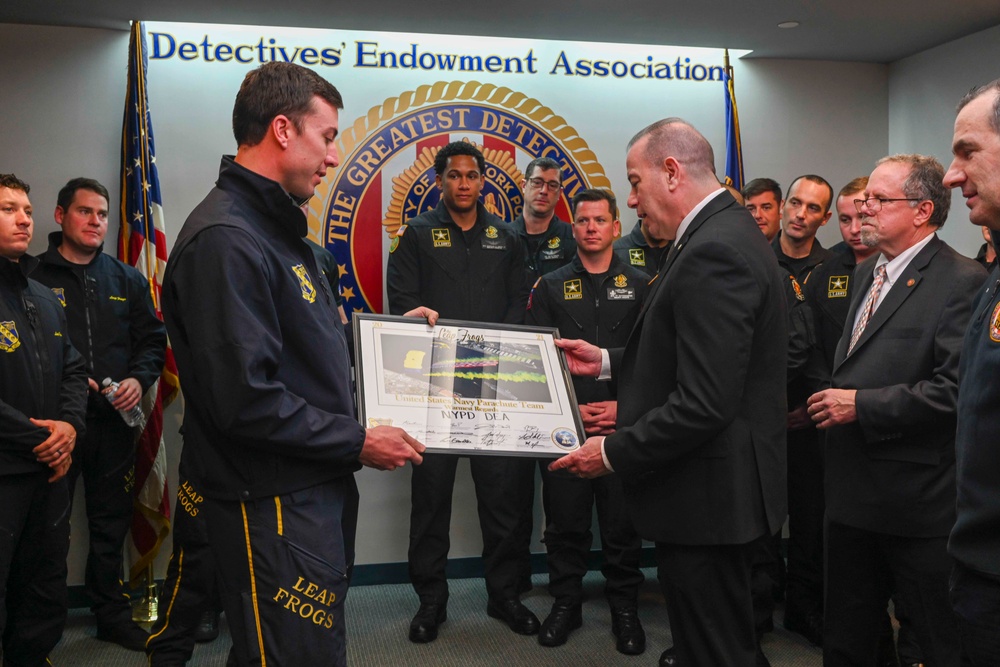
[551,118,788,667]
[807,154,986,667]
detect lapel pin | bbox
[906,279,915,287]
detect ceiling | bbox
[5,0,1000,63]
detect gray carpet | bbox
[50,570,822,665]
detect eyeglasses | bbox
[526,177,562,192]
[853,197,922,213]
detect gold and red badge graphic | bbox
[990,300,1000,342]
[310,81,611,315]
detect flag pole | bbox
[121,18,175,624]
[131,563,159,623]
[722,48,744,190]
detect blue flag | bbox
[723,51,744,191]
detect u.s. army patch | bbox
[0,321,20,353]
[628,248,645,266]
[291,264,317,303]
[827,275,848,299]
[50,287,66,307]
[563,279,582,300]
[432,228,451,248]
[389,237,400,253]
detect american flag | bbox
[118,20,178,587]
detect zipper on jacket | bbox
[83,272,97,373]
[594,274,612,346]
[21,295,45,409]
[976,277,1000,324]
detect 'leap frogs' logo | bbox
[311,81,611,315]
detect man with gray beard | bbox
[807,154,985,666]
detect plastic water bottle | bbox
[102,377,145,427]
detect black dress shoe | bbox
[538,603,582,647]
[784,608,823,647]
[95,620,150,651]
[408,602,447,643]
[193,610,221,643]
[486,598,540,635]
[611,607,646,655]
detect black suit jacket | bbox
[604,191,788,545]
[825,236,986,537]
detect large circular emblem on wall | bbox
[310,80,612,315]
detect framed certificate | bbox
[353,314,584,457]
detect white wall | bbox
[739,58,889,250]
[0,26,129,235]
[0,19,990,587]
[888,23,1000,256]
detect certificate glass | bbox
[353,314,584,457]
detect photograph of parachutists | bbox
[378,331,553,403]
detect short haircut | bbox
[524,157,562,182]
[838,176,868,200]
[571,188,618,219]
[741,177,782,202]
[876,154,951,228]
[56,177,110,211]
[957,78,1000,135]
[0,173,30,194]
[787,174,834,214]
[627,118,716,179]
[433,141,486,175]
[232,62,344,147]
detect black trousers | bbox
[512,459,544,586]
[0,471,71,667]
[67,414,136,626]
[408,452,532,604]
[540,467,643,609]
[146,478,221,666]
[950,560,1000,667]
[204,476,358,667]
[786,425,824,616]
[824,521,959,667]
[750,530,782,634]
[655,540,758,667]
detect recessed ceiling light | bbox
[777,21,800,28]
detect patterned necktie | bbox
[848,264,887,354]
